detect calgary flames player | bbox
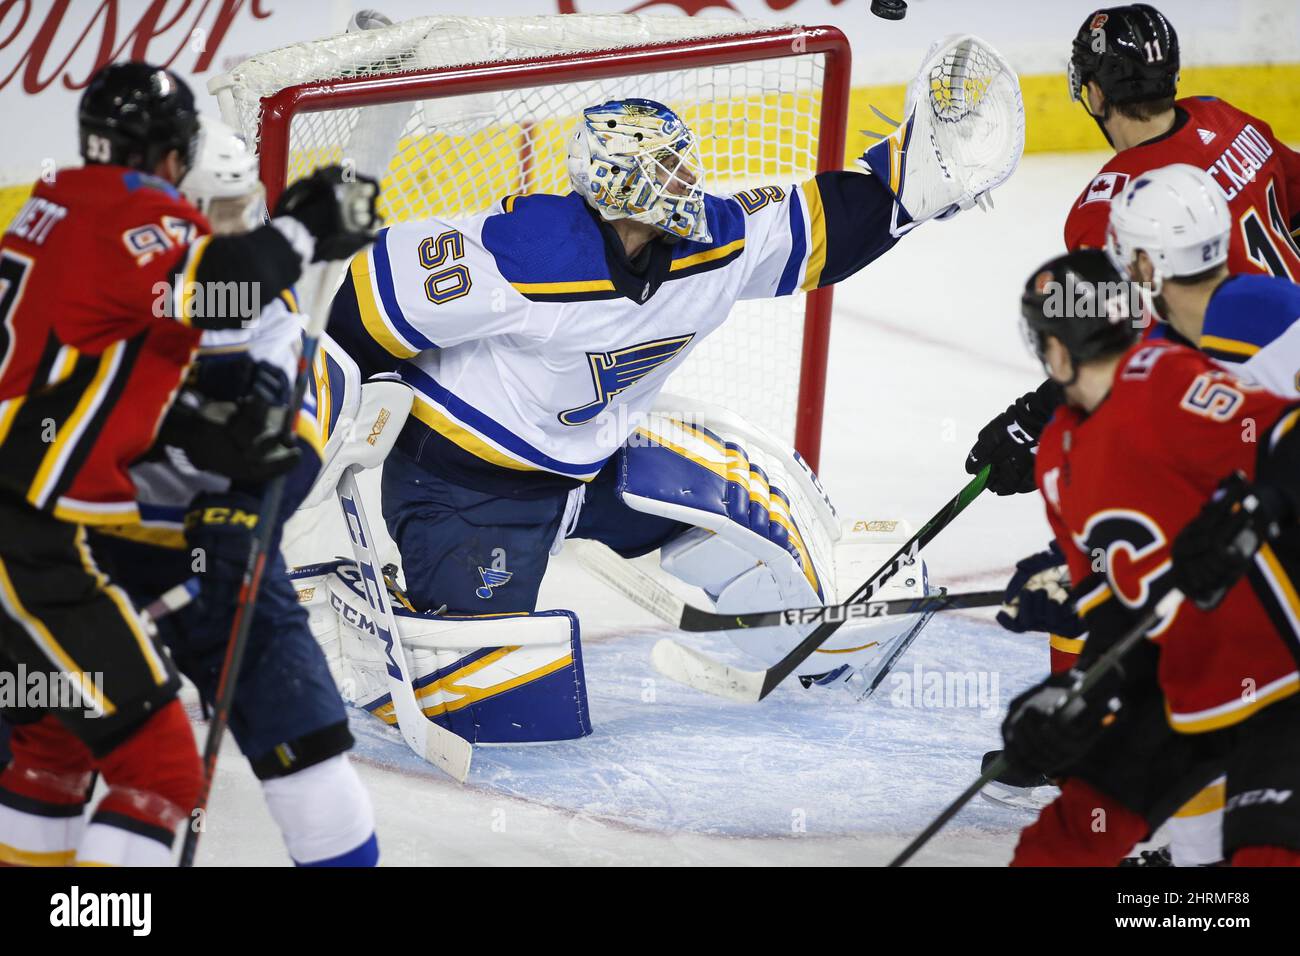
[0,62,375,866]
[1064,3,1300,278]
[965,3,1300,829]
[970,2,1300,517]
[1001,249,1300,867]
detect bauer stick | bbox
[648,467,991,702]
[573,539,1002,631]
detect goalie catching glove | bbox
[859,34,1024,236]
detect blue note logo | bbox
[559,333,695,426]
[476,567,513,599]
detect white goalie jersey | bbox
[326,180,859,490]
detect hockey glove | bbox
[157,361,300,484]
[965,379,1063,496]
[184,491,261,631]
[273,165,380,262]
[996,541,1084,637]
[1171,472,1288,611]
[1001,668,1122,778]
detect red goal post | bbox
[225,18,851,473]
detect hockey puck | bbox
[870,0,908,19]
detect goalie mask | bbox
[180,115,265,235]
[567,98,710,243]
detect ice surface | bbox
[194,153,1107,866]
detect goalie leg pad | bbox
[570,459,687,558]
[617,410,836,608]
[610,403,935,682]
[299,561,591,744]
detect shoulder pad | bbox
[481,192,615,300]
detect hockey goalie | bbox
[287,28,1024,746]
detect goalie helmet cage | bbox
[216,14,851,472]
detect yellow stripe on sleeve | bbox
[350,253,418,359]
[1258,542,1300,627]
[799,179,827,291]
[1272,408,1299,447]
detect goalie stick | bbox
[573,539,1002,631]
[335,465,473,783]
[647,467,991,702]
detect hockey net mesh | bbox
[218,14,834,445]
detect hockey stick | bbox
[180,259,349,866]
[336,465,472,781]
[138,577,200,629]
[887,588,1183,867]
[649,467,991,702]
[573,539,1002,631]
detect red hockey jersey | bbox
[0,165,211,524]
[1036,340,1300,733]
[1065,97,1300,281]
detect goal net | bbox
[213,13,849,468]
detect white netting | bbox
[215,14,838,445]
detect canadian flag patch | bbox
[1078,171,1131,206]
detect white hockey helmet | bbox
[1105,163,1231,294]
[567,98,710,242]
[180,115,264,234]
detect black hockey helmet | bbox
[1021,250,1140,375]
[79,62,200,174]
[1069,5,1179,107]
